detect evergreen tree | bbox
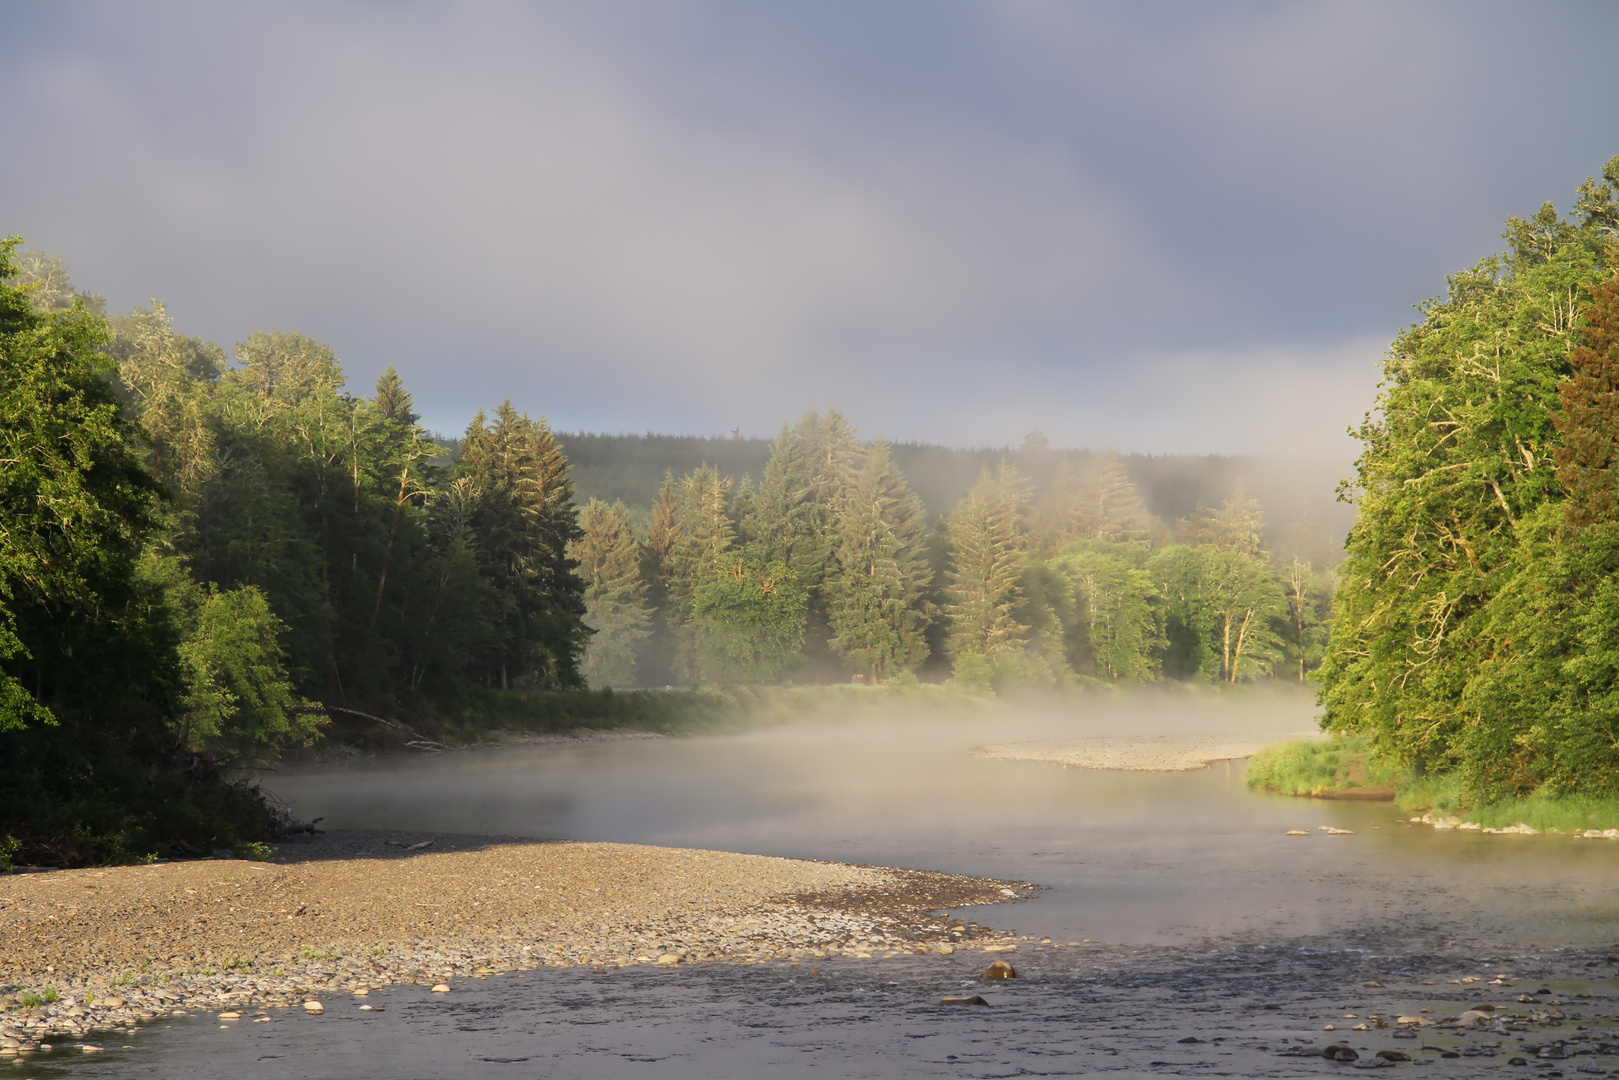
[1072,452,1155,543]
[663,466,737,680]
[570,499,652,687]
[459,402,588,689]
[745,409,864,592]
[373,365,419,427]
[943,462,1031,668]
[1554,274,1619,530]
[825,439,934,680]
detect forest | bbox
[1320,155,1619,806]
[0,237,1339,860]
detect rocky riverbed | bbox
[0,830,1026,1062]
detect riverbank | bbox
[0,830,1024,1053]
[1246,737,1619,834]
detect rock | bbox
[1177,1037,1201,1044]
[1395,1016,1431,1026]
[1351,1058,1393,1069]
[1509,1057,1529,1066]
[217,1011,241,1020]
[302,1001,324,1014]
[940,996,988,1006]
[1324,1044,1360,1062]
[936,944,954,955]
[656,955,681,966]
[981,961,1019,979]
[1391,1031,1417,1040]
[1364,981,1385,988]
[1519,995,1540,1003]
[1376,1051,1412,1062]
[1577,1062,1604,1074]
[430,984,451,993]
[982,944,1017,954]
[1319,826,1354,835]
[100,998,125,1008]
[1277,1046,1323,1057]
[1286,830,1310,836]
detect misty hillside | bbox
[558,430,1356,556]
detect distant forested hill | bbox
[559,430,1355,555]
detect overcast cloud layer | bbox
[3,1,1617,456]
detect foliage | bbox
[943,462,1031,661]
[140,551,323,763]
[570,498,652,687]
[1049,542,1164,681]
[1149,545,1284,682]
[1319,156,1619,799]
[825,439,934,681]
[691,558,808,683]
[1244,736,1403,797]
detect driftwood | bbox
[325,706,461,752]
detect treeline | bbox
[0,240,597,859]
[573,412,1339,691]
[560,429,1354,540]
[1320,155,1619,803]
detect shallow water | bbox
[40,691,1619,1077]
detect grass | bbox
[1248,736,1619,834]
[20,988,58,1008]
[1243,735,1403,797]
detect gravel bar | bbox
[971,731,1324,772]
[0,829,1024,1057]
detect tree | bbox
[825,439,934,680]
[1051,543,1164,682]
[0,237,169,731]
[373,365,419,427]
[459,402,588,689]
[108,301,225,500]
[944,462,1031,669]
[1150,546,1284,683]
[1554,274,1619,529]
[1073,452,1156,543]
[570,499,652,687]
[1318,175,1615,770]
[140,551,321,764]
[662,466,737,681]
[691,558,807,683]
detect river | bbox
[52,689,1619,1077]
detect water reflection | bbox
[264,691,1619,949]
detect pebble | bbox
[302,1001,324,1014]
[982,961,1019,980]
[430,984,451,993]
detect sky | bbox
[2,1,1617,457]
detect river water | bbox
[49,690,1619,1077]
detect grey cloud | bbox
[1,1,1614,453]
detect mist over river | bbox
[58,691,1619,1077]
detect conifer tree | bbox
[1072,452,1155,543]
[744,410,863,593]
[944,462,1031,665]
[570,499,652,687]
[459,402,588,688]
[663,466,737,680]
[373,365,419,427]
[825,439,934,680]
